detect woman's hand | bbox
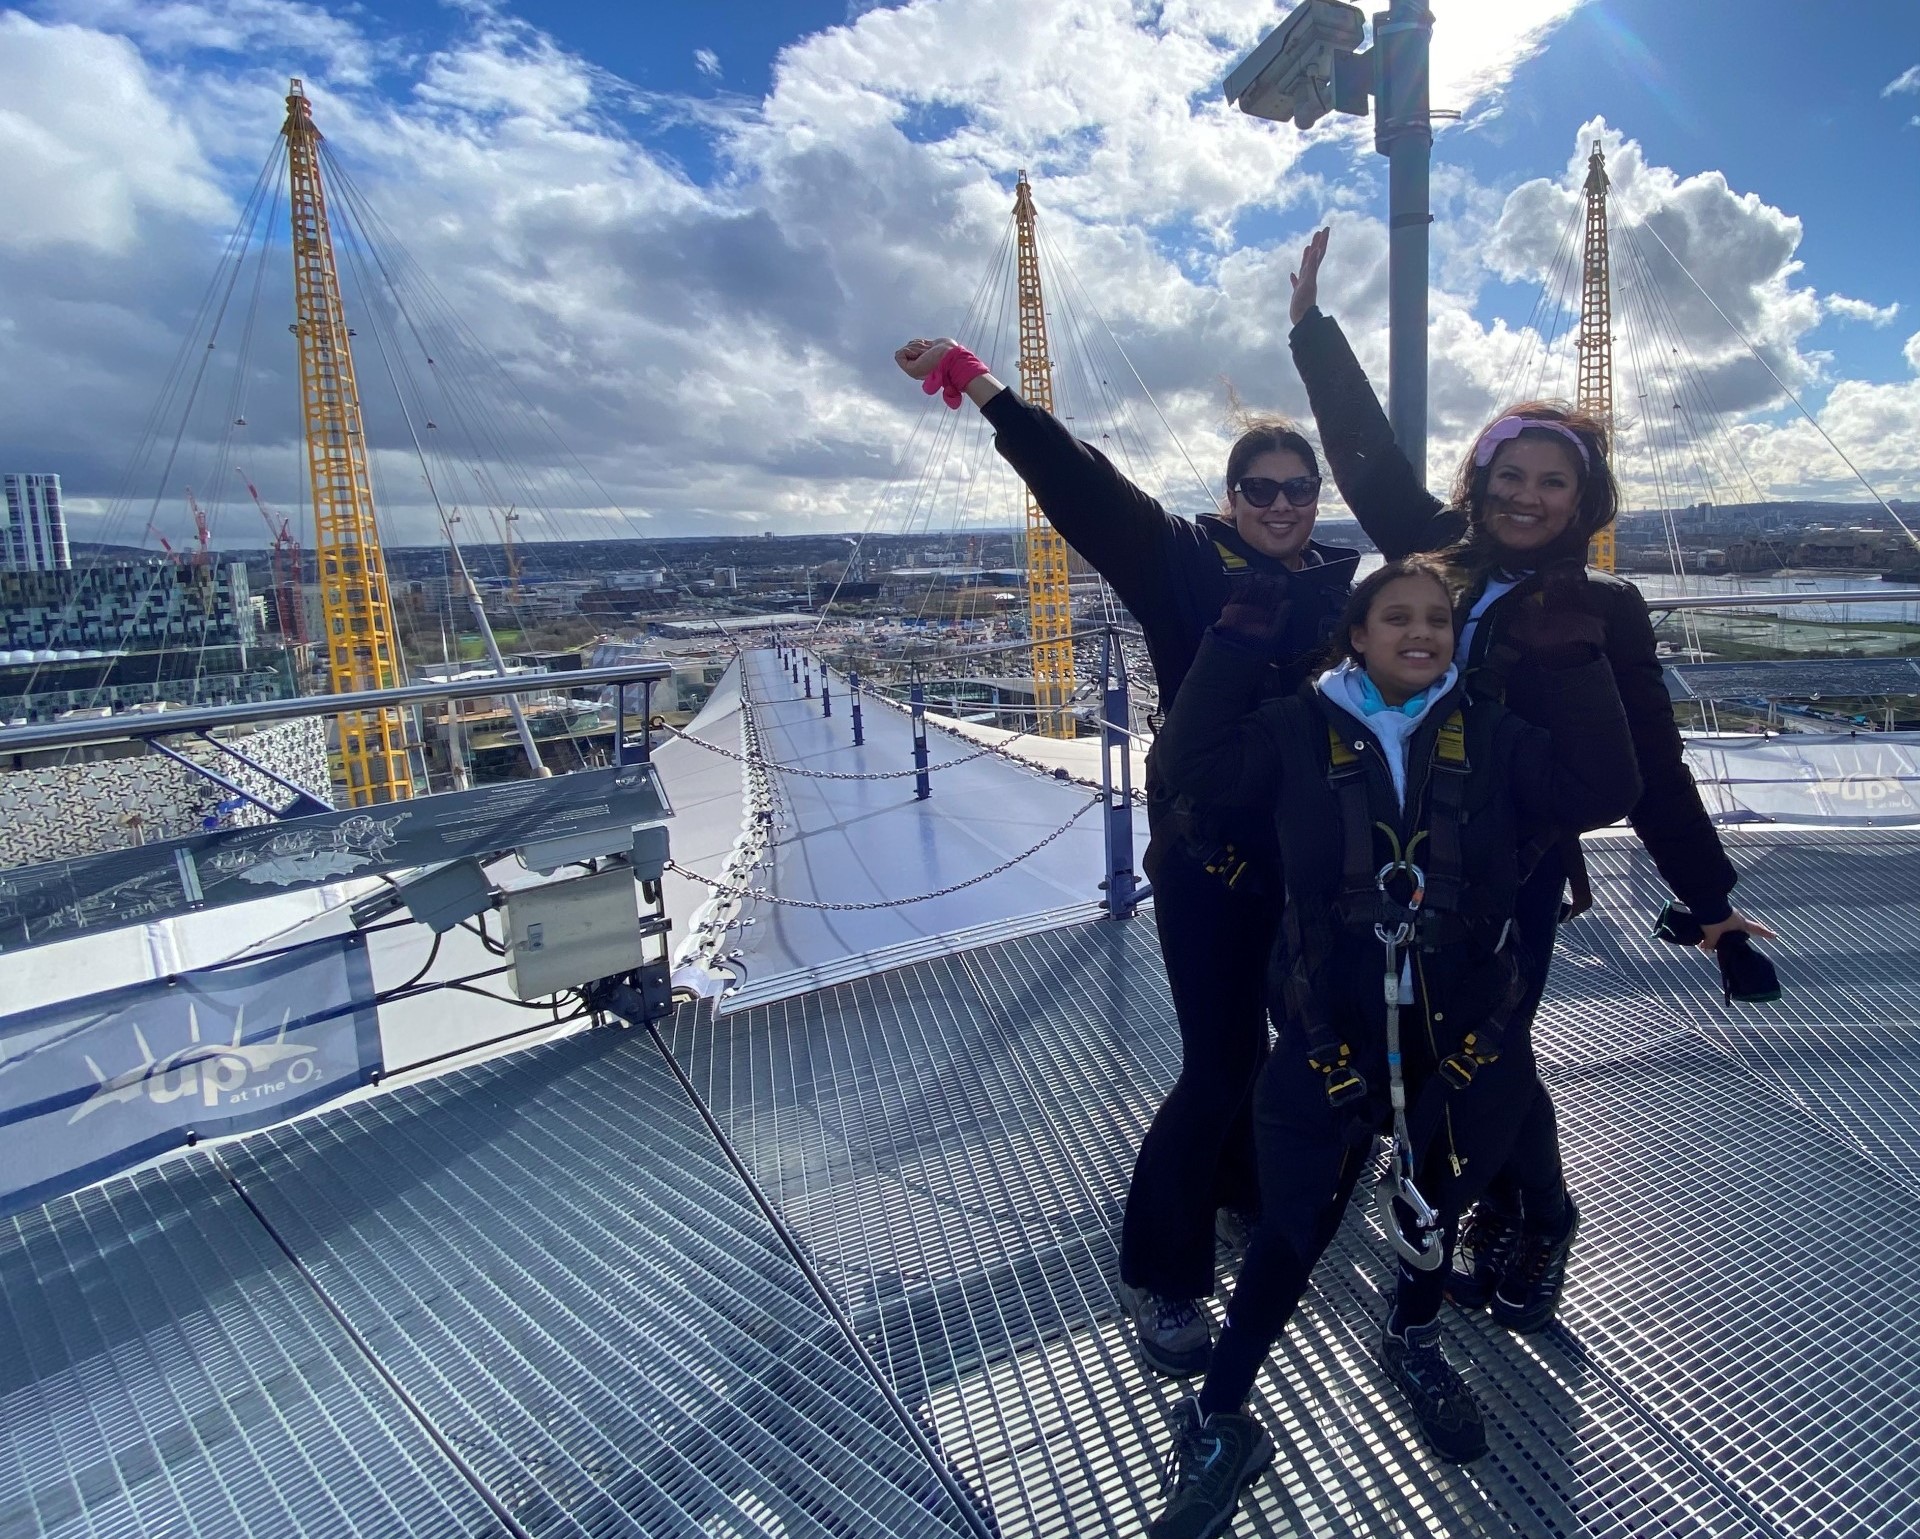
[1289,227,1330,327]
[895,337,956,381]
[1697,911,1777,954]
[1215,571,1295,651]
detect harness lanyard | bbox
[1373,857,1446,1273]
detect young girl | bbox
[1286,227,1775,1334]
[1142,556,1640,1538]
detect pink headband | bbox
[1473,415,1590,471]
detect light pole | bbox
[1225,0,1434,476]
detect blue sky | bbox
[2,0,1918,546]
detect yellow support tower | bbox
[1012,172,1076,738]
[282,79,413,804]
[1577,142,1617,573]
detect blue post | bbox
[1100,628,1142,919]
[805,669,814,699]
[911,682,930,800]
[822,675,832,717]
[851,672,865,746]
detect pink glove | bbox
[922,345,991,408]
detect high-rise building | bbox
[1,473,71,572]
[0,560,256,651]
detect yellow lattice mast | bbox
[1577,142,1617,573]
[283,79,413,804]
[1012,172,1076,738]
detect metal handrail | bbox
[1643,588,1920,611]
[0,661,672,755]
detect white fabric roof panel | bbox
[1683,731,1920,826]
[664,649,1149,1011]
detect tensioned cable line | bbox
[22,147,284,720]
[1634,217,1920,556]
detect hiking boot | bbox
[1492,1192,1581,1333]
[1447,1196,1521,1311]
[1117,1279,1213,1378]
[1214,1207,1254,1276]
[1378,1318,1488,1463]
[1146,1396,1274,1539]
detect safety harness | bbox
[1282,699,1526,1263]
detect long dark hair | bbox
[1324,553,1458,671]
[1448,400,1618,571]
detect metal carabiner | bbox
[1373,857,1426,915]
[1377,1157,1447,1271]
[1371,854,1443,1270]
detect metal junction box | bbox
[504,866,645,1000]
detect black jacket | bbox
[1289,307,1738,921]
[982,385,1360,879]
[1157,632,1642,1047]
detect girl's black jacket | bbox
[1157,633,1643,1044]
[981,385,1360,880]
[1288,307,1738,923]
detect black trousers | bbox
[1120,844,1283,1300]
[1484,845,1570,1211]
[1201,1014,1538,1414]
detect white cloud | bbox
[694,47,720,78]
[36,0,377,80]
[1826,294,1900,327]
[1883,65,1920,96]
[0,13,229,253]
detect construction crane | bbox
[183,487,214,569]
[237,468,308,646]
[1012,171,1077,737]
[500,506,523,601]
[1577,142,1617,573]
[282,78,412,804]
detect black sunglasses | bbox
[1233,474,1322,509]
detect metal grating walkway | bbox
[4,827,1919,1536]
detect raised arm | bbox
[895,336,1178,619]
[1155,577,1298,808]
[1286,231,1460,559]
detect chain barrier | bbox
[664,797,1101,910]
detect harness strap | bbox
[1420,711,1471,916]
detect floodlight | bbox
[1223,0,1367,130]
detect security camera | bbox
[1223,0,1367,131]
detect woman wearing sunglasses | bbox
[895,335,1360,1379]
[1282,227,1775,1337]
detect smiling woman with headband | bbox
[1282,226,1778,1347]
[893,333,1359,1384]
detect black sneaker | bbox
[1378,1318,1488,1463]
[1491,1192,1581,1333]
[1117,1280,1213,1378]
[1146,1397,1275,1539]
[1447,1196,1521,1311]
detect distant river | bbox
[1349,555,1920,625]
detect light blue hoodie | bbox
[1313,658,1461,809]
